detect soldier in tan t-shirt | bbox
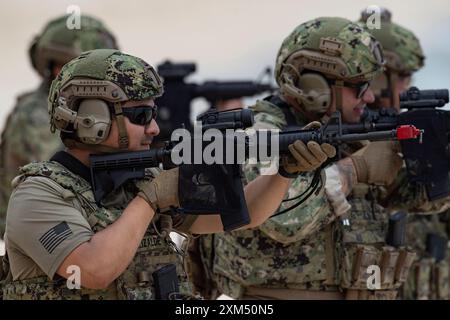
[6,176,94,280]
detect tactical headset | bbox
[280,69,333,115]
[52,77,131,151]
[278,38,382,117]
[49,49,164,153]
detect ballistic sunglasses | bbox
[111,105,158,126]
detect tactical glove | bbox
[136,168,180,211]
[280,141,336,176]
[350,141,403,186]
[279,121,336,176]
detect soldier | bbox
[359,8,449,300]
[359,8,424,111]
[189,17,413,300]
[0,15,119,238]
[1,49,334,300]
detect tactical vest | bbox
[2,161,192,300]
[196,96,414,299]
[334,194,415,296]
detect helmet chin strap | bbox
[112,101,130,150]
[388,72,400,110]
[332,80,344,112]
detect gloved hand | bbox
[280,141,336,175]
[136,168,180,211]
[280,121,336,176]
[349,141,403,186]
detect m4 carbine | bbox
[90,108,421,231]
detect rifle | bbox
[361,86,450,201]
[90,108,420,231]
[154,60,275,143]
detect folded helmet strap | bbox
[112,101,129,149]
[388,72,400,110]
[334,80,344,110]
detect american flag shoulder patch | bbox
[39,221,73,254]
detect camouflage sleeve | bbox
[3,102,61,170]
[243,100,336,244]
[244,160,335,244]
[1,96,62,202]
[379,168,450,214]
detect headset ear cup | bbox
[76,99,111,144]
[279,73,305,100]
[297,73,331,113]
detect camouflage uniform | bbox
[195,99,412,300]
[360,8,449,300]
[2,50,196,300]
[191,18,410,300]
[0,15,118,237]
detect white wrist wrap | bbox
[324,164,351,217]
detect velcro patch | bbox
[39,221,73,254]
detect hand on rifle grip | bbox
[136,168,180,211]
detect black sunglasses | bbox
[329,80,370,99]
[115,105,158,126]
[352,82,371,99]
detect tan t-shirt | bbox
[5,176,94,280]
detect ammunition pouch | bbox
[345,289,398,300]
[395,249,416,285]
[433,260,450,300]
[411,258,434,299]
[340,244,415,292]
[407,258,450,300]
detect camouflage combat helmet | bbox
[48,49,163,151]
[275,17,385,115]
[29,15,118,78]
[359,7,425,75]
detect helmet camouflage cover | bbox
[359,8,425,74]
[48,49,163,149]
[49,49,163,110]
[275,17,385,86]
[30,14,119,77]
